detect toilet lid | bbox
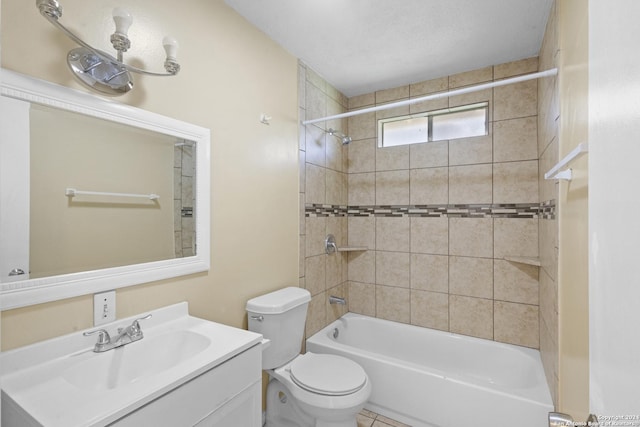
[289,353,367,396]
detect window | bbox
[378,102,488,148]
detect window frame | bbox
[377,101,489,148]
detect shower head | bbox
[327,128,352,145]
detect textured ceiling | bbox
[224,0,554,97]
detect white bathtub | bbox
[306,313,553,427]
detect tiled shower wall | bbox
[298,62,351,338]
[345,57,543,349]
[300,57,550,350]
[538,0,560,406]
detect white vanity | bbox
[0,303,263,426]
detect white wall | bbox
[588,0,640,413]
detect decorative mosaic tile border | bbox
[306,201,556,219]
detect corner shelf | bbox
[503,256,541,267]
[337,247,368,252]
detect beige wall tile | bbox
[306,67,326,92]
[494,80,537,121]
[494,301,539,348]
[449,295,493,339]
[376,285,410,323]
[539,268,558,329]
[299,108,306,150]
[410,76,448,97]
[376,145,410,171]
[410,254,448,293]
[494,218,539,259]
[411,290,449,331]
[539,216,559,280]
[326,97,346,136]
[348,172,375,205]
[347,138,376,173]
[348,281,376,316]
[305,125,326,166]
[349,93,375,110]
[449,66,493,88]
[298,63,307,108]
[299,149,306,193]
[306,81,326,127]
[449,256,493,299]
[299,194,306,235]
[306,217,327,257]
[449,164,493,204]
[305,254,326,296]
[348,111,376,141]
[410,167,449,205]
[410,141,448,169]
[376,251,410,288]
[493,160,539,204]
[348,251,375,284]
[494,259,539,305]
[449,132,493,166]
[327,216,346,249]
[449,89,493,123]
[326,169,346,205]
[306,292,326,337]
[376,217,410,252]
[376,170,410,205]
[376,85,409,104]
[306,163,326,204]
[326,133,345,172]
[449,218,494,258]
[539,138,559,203]
[348,216,376,249]
[326,252,343,289]
[493,117,538,162]
[299,234,305,278]
[494,57,539,79]
[410,217,449,255]
[409,97,449,115]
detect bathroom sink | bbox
[63,330,210,391]
[0,302,263,427]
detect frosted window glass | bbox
[381,117,429,147]
[431,109,486,141]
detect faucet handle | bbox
[83,329,111,348]
[130,313,152,336]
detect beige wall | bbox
[557,0,590,418]
[1,0,299,350]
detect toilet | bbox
[246,287,371,427]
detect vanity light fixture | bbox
[36,0,181,96]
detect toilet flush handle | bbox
[250,315,264,322]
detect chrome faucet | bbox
[329,295,346,305]
[83,314,152,353]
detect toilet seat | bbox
[289,352,367,396]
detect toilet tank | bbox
[246,287,311,369]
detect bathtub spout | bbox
[329,295,346,305]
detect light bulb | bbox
[163,36,179,60]
[112,8,133,36]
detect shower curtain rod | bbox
[302,68,558,125]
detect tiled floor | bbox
[357,408,412,427]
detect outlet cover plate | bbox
[94,291,116,326]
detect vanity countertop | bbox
[0,302,262,427]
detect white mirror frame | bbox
[0,69,210,310]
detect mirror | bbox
[0,69,211,310]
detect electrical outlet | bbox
[93,291,116,326]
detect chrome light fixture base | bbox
[67,47,133,96]
[36,0,180,96]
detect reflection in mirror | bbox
[28,104,196,279]
[0,68,210,310]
